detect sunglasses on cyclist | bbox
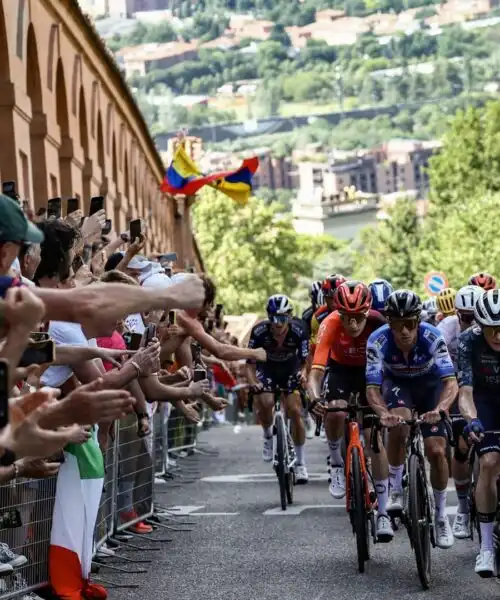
[270,315,289,325]
[484,325,500,336]
[389,317,419,332]
[339,312,367,324]
[458,311,474,325]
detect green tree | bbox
[192,188,340,314]
[352,198,421,288]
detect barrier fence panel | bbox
[154,404,168,478]
[94,422,118,552]
[166,407,199,456]
[0,476,57,599]
[115,414,155,533]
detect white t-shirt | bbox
[41,321,89,388]
[437,315,460,370]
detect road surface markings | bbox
[168,505,239,516]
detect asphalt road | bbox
[106,424,497,600]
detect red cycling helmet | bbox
[321,273,346,298]
[335,280,372,314]
[468,272,496,291]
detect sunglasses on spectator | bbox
[270,315,289,324]
[458,311,474,325]
[389,317,419,332]
[339,312,367,324]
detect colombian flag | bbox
[161,145,259,205]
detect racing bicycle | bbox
[380,411,453,590]
[272,386,297,511]
[310,395,379,573]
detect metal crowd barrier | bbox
[0,401,207,599]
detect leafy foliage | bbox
[192,188,342,314]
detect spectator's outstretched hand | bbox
[62,379,135,424]
[3,287,45,333]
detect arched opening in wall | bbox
[133,167,139,220]
[26,24,47,209]
[55,59,72,197]
[79,87,90,212]
[123,150,130,205]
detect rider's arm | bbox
[365,330,389,417]
[177,312,264,361]
[456,332,476,421]
[308,318,335,399]
[432,334,458,411]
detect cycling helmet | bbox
[267,294,293,316]
[385,290,422,319]
[368,278,394,312]
[455,285,483,312]
[336,280,372,313]
[468,272,496,291]
[474,289,500,326]
[321,273,346,297]
[310,280,322,305]
[423,297,438,315]
[436,287,456,315]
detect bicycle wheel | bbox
[350,447,369,573]
[285,431,294,505]
[275,414,287,511]
[408,454,431,589]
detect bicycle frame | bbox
[345,419,374,515]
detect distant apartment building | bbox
[116,42,198,77]
[297,139,439,203]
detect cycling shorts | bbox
[322,362,375,429]
[256,364,300,393]
[382,377,446,439]
[473,391,500,456]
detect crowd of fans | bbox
[0,188,257,600]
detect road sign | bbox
[424,271,449,295]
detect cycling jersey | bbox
[248,318,309,366]
[437,315,460,369]
[310,305,330,346]
[248,318,309,393]
[313,309,385,370]
[457,326,500,455]
[301,305,314,336]
[457,325,500,392]
[366,322,455,386]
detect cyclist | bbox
[302,280,322,336]
[308,281,391,538]
[468,272,496,290]
[368,278,393,316]
[309,274,346,352]
[438,285,483,539]
[422,297,438,325]
[247,294,310,483]
[365,290,458,548]
[436,287,456,324]
[457,289,500,577]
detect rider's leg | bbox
[254,390,275,462]
[284,392,305,463]
[451,414,471,539]
[383,379,411,509]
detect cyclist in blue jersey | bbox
[368,278,393,316]
[247,294,310,483]
[457,289,500,577]
[365,290,458,548]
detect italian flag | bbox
[49,437,106,600]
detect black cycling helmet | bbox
[385,289,422,319]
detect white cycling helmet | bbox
[474,289,500,326]
[422,297,438,315]
[455,285,483,312]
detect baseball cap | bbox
[0,194,44,244]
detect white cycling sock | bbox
[328,438,344,467]
[375,479,389,515]
[295,444,305,466]
[263,426,273,439]
[433,488,447,520]
[479,519,495,552]
[389,464,403,492]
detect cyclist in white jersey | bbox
[438,284,483,538]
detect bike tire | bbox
[408,454,431,590]
[350,446,369,573]
[276,415,287,511]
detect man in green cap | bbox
[0,193,44,277]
